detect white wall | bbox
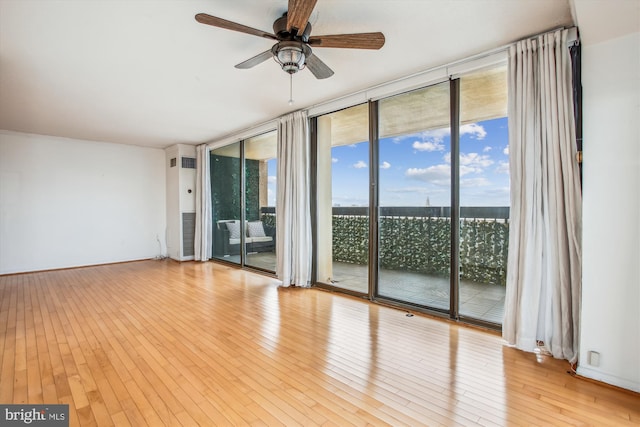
[578,32,640,392]
[0,131,166,274]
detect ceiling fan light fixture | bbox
[277,46,305,73]
[273,42,308,74]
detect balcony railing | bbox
[261,206,509,286]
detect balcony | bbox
[251,206,508,324]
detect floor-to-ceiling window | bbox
[316,104,370,294]
[377,81,452,311]
[457,66,509,324]
[312,65,508,327]
[210,131,277,273]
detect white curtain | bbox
[276,111,312,287]
[503,29,582,363]
[195,144,213,261]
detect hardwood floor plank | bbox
[108,411,131,427]
[1,260,638,426]
[85,389,115,427]
[118,397,149,427]
[0,290,16,403]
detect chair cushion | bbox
[250,236,272,243]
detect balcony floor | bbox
[331,261,505,324]
[231,252,505,325]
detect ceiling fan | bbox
[195,0,385,80]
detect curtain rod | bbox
[445,26,578,72]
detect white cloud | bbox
[495,161,510,174]
[483,146,492,152]
[460,123,487,140]
[268,175,277,183]
[460,177,490,187]
[406,153,492,184]
[406,128,449,152]
[420,128,451,142]
[460,165,482,176]
[380,161,391,169]
[503,146,509,155]
[405,165,450,185]
[353,160,367,169]
[460,152,493,168]
[443,152,494,171]
[412,140,445,152]
[331,157,338,163]
[348,144,358,148]
[408,123,487,152]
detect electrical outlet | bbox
[588,351,600,367]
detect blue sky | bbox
[332,117,509,207]
[266,117,509,207]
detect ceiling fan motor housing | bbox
[273,13,312,41]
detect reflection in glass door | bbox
[244,132,277,272]
[316,104,370,293]
[377,82,451,310]
[211,142,242,264]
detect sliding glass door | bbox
[210,131,277,273]
[377,82,452,311]
[316,104,370,294]
[312,65,508,327]
[244,132,277,272]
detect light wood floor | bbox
[1,260,638,426]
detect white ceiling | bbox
[0,0,576,149]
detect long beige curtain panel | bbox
[503,29,582,364]
[195,144,213,262]
[276,110,312,287]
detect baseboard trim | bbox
[576,365,640,394]
[0,258,156,277]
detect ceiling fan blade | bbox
[195,13,277,40]
[287,0,317,35]
[305,53,334,79]
[235,50,273,69]
[309,32,385,49]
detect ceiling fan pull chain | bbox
[288,74,294,106]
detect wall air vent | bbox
[182,212,195,257]
[170,158,177,167]
[182,157,196,169]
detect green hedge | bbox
[332,215,369,264]
[333,216,508,286]
[261,212,509,286]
